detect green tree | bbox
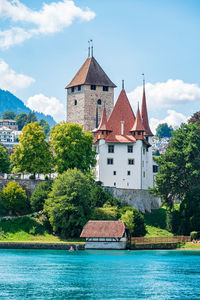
[39,119,50,136]
[2,111,16,120]
[90,185,121,208]
[50,123,96,174]
[25,112,37,125]
[15,113,28,130]
[44,169,93,238]
[30,180,52,212]
[156,123,173,138]
[0,144,10,173]
[120,207,146,236]
[11,122,53,178]
[0,181,28,215]
[151,123,200,234]
[188,111,200,126]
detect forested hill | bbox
[0,89,56,127]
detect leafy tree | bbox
[0,181,28,215]
[91,204,119,220]
[0,144,10,173]
[188,111,200,126]
[39,119,50,136]
[44,169,93,238]
[156,123,173,138]
[15,113,28,130]
[50,123,96,173]
[120,207,146,237]
[90,185,121,208]
[30,180,52,212]
[25,112,37,125]
[11,122,53,178]
[150,123,200,234]
[2,111,16,120]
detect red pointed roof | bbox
[106,89,136,143]
[97,107,111,131]
[65,57,116,89]
[130,105,145,132]
[141,86,153,136]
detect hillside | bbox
[0,89,56,127]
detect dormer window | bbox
[91,85,96,90]
[103,86,109,92]
[138,131,141,135]
[71,87,74,93]
[102,131,104,135]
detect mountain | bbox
[0,89,56,127]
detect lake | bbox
[0,249,199,299]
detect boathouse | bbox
[80,220,130,249]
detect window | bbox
[128,159,134,165]
[91,85,96,90]
[108,145,114,153]
[128,145,133,153]
[113,171,116,175]
[142,161,144,167]
[78,85,81,91]
[102,131,104,135]
[143,148,145,155]
[153,165,158,173]
[114,182,116,186]
[74,100,77,105]
[71,87,74,93]
[107,158,113,165]
[97,99,101,105]
[138,131,141,135]
[103,86,109,91]
[127,171,131,176]
[143,171,145,178]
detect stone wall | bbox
[0,179,43,193]
[105,187,161,213]
[0,242,84,250]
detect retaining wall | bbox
[0,242,85,250]
[105,187,161,213]
[0,179,43,193]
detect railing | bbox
[131,236,190,244]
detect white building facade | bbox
[93,87,154,190]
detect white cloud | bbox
[128,79,200,112]
[150,110,188,134]
[0,59,35,92]
[0,0,95,49]
[27,94,65,122]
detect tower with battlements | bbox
[65,51,116,131]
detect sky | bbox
[0,0,200,133]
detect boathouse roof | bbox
[80,220,126,238]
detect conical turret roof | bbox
[141,86,153,136]
[97,107,111,131]
[66,57,116,89]
[130,105,145,132]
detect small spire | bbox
[122,80,124,90]
[90,39,93,57]
[142,73,145,88]
[88,40,90,57]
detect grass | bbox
[145,225,173,237]
[179,242,200,249]
[144,207,173,237]
[0,214,84,244]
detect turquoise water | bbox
[0,250,200,299]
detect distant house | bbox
[80,220,130,250]
[0,119,18,130]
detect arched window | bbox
[74,100,77,105]
[97,99,101,105]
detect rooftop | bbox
[80,220,126,238]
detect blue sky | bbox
[0,0,200,132]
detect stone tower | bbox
[65,53,116,131]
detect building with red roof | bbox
[93,84,154,190]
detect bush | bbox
[119,207,146,237]
[0,182,28,215]
[190,231,200,240]
[90,185,121,208]
[91,205,119,220]
[30,181,52,212]
[166,210,181,234]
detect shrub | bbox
[119,207,146,237]
[0,181,28,215]
[30,181,52,212]
[190,231,200,240]
[91,205,119,220]
[166,210,181,234]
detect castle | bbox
[65,50,156,191]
